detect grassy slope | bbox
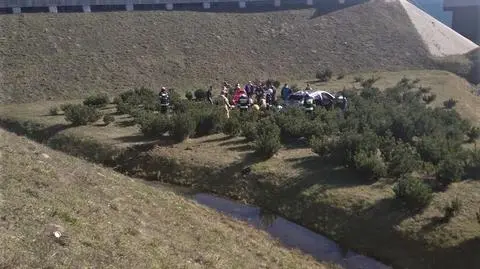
[0,0,436,104]
[0,129,336,269]
[1,70,479,268]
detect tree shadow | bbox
[202,135,232,143]
[227,144,255,152]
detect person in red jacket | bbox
[232,83,245,105]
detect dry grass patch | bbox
[0,129,334,269]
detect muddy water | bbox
[194,193,392,269]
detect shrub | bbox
[353,150,387,180]
[442,197,462,222]
[185,91,193,101]
[192,107,224,137]
[436,155,465,187]
[60,103,74,112]
[386,142,421,177]
[138,113,172,138]
[83,93,109,108]
[337,73,345,80]
[194,89,207,101]
[223,113,242,137]
[419,87,432,94]
[171,113,196,143]
[64,104,102,126]
[354,76,364,83]
[49,106,60,116]
[103,115,115,125]
[242,121,258,142]
[316,68,333,82]
[416,136,450,165]
[393,177,433,211]
[254,118,281,158]
[360,76,380,88]
[116,101,135,115]
[467,127,480,142]
[466,149,480,179]
[443,98,457,109]
[422,94,436,104]
[113,96,122,104]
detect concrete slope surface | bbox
[0,0,437,103]
[399,0,478,57]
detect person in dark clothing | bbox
[207,86,213,104]
[245,81,254,98]
[159,87,170,114]
[281,84,292,102]
[255,84,265,105]
[303,94,314,114]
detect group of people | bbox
[157,80,347,118]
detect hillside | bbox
[0,129,335,268]
[0,0,439,103]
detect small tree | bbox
[467,127,480,143]
[442,197,462,222]
[254,118,281,159]
[316,68,333,82]
[83,93,109,108]
[185,91,193,101]
[49,106,60,116]
[171,113,196,143]
[64,104,102,126]
[194,89,207,101]
[393,177,433,211]
[436,155,465,187]
[103,115,115,125]
[422,94,437,104]
[443,98,457,109]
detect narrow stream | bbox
[193,193,392,269]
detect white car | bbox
[286,90,337,108]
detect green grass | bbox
[0,129,335,269]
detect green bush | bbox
[171,113,196,143]
[60,103,74,112]
[466,149,480,179]
[194,89,207,101]
[443,98,457,109]
[137,112,172,138]
[64,104,102,126]
[192,107,224,137]
[422,94,436,104]
[113,96,122,105]
[360,76,380,88]
[242,121,258,142]
[442,197,462,222]
[419,87,432,94]
[254,118,281,158]
[83,93,109,108]
[436,155,465,187]
[49,106,60,116]
[393,177,433,211]
[467,127,480,142]
[223,112,242,137]
[353,150,387,181]
[386,142,421,177]
[185,91,193,101]
[116,101,135,115]
[415,136,450,165]
[316,68,333,82]
[103,115,115,125]
[354,76,364,83]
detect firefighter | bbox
[159,87,170,114]
[237,92,250,112]
[303,94,314,114]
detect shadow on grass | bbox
[0,118,72,143]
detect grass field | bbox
[1,70,479,268]
[0,128,337,269]
[0,0,438,104]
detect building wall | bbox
[450,6,480,44]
